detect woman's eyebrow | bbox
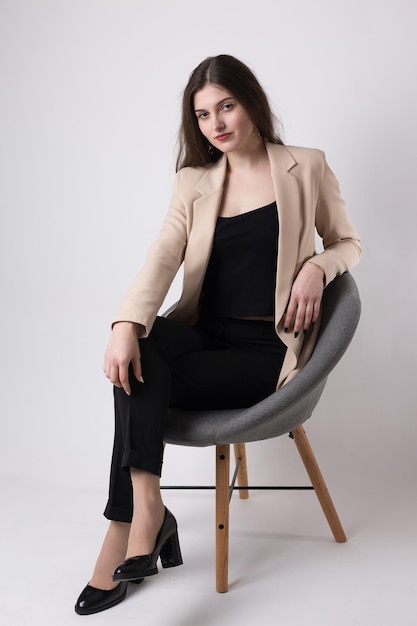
[194,97,234,113]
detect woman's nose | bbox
[212,114,225,131]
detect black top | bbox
[201,201,278,318]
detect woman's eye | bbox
[223,102,234,111]
[197,112,208,120]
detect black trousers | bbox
[104,315,287,522]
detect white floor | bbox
[1,471,416,626]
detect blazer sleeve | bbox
[112,172,188,336]
[307,152,361,286]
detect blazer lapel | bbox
[173,157,227,320]
[266,143,301,324]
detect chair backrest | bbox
[164,272,361,447]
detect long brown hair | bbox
[176,55,283,171]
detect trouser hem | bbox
[103,504,133,523]
[121,448,163,478]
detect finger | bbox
[118,364,131,396]
[293,298,309,336]
[131,353,144,384]
[312,298,322,324]
[303,301,315,332]
[283,299,297,332]
[103,357,110,380]
[108,363,122,388]
[293,312,305,337]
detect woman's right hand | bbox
[103,322,144,395]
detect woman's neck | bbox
[225,139,268,174]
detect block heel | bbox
[160,527,183,568]
[113,507,183,582]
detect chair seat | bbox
[164,379,327,447]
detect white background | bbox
[1,0,416,571]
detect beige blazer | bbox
[114,143,361,387]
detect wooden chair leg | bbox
[233,443,249,499]
[291,425,347,543]
[216,444,230,593]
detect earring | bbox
[253,128,261,137]
[208,143,214,155]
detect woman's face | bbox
[193,83,258,155]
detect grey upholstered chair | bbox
[163,272,361,592]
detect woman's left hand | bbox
[283,262,325,336]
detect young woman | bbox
[75,54,361,615]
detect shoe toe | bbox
[75,582,128,615]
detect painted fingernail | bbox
[304,329,307,335]
[139,376,144,383]
[294,331,299,338]
[284,327,289,333]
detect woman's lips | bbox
[215,133,232,141]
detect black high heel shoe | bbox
[112,507,183,582]
[74,578,144,615]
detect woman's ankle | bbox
[126,502,165,558]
